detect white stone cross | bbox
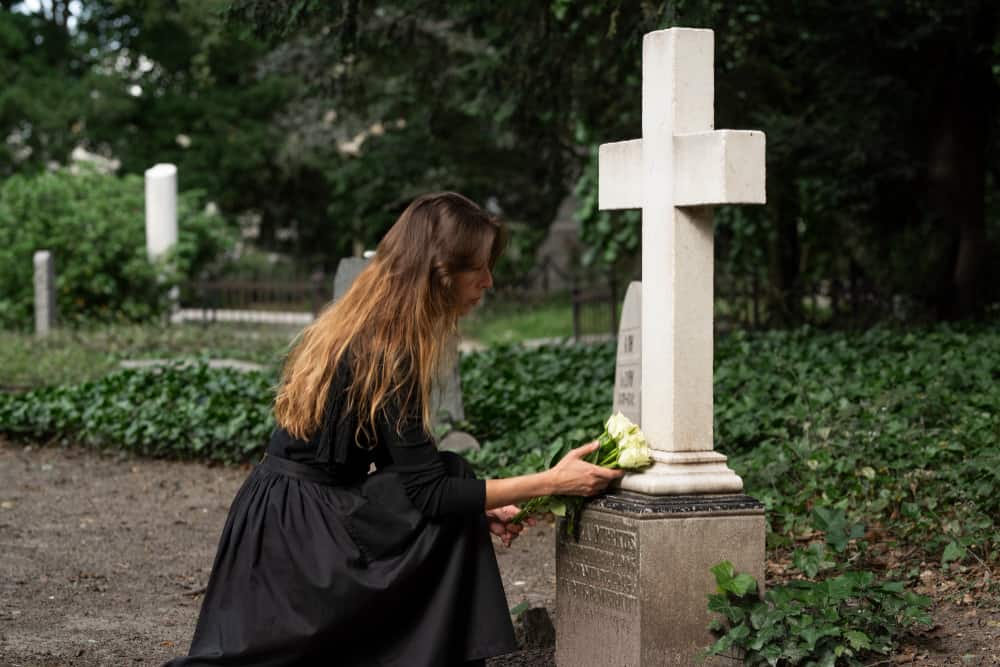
[599,28,765,495]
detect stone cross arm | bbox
[598,130,766,209]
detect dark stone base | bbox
[587,491,765,518]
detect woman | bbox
[166,192,622,666]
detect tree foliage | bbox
[0,168,233,328]
[1,1,997,320]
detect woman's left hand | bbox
[486,505,535,547]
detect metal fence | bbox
[175,278,328,325]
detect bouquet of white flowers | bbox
[511,412,653,536]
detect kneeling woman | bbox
[166,192,622,666]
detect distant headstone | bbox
[144,164,178,262]
[612,282,641,425]
[533,194,582,291]
[33,251,56,337]
[438,430,479,453]
[332,257,370,302]
[434,341,467,424]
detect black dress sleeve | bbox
[377,397,485,519]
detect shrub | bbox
[0,326,997,566]
[705,508,932,666]
[0,167,235,329]
[0,361,275,462]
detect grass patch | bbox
[0,323,297,389]
[460,292,616,345]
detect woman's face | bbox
[454,241,494,317]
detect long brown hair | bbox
[274,192,506,442]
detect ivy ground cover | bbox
[1,325,997,566]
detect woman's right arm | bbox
[483,442,624,511]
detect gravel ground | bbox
[0,440,996,666]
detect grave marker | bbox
[598,27,765,495]
[556,28,767,665]
[145,164,178,262]
[33,251,56,336]
[612,282,642,425]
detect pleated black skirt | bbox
[164,453,517,666]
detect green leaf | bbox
[509,601,529,617]
[941,541,966,564]
[844,630,871,650]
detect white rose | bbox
[618,445,652,470]
[619,431,648,453]
[605,412,635,441]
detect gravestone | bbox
[331,256,478,452]
[145,163,179,314]
[332,257,370,302]
[556,28,767,665]
[144,164,178,262]
[33,251,56,337]
[612,282,641,425]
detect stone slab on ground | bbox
[119,358,269,373]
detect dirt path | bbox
[0,440,996,666]
[0,440,556,666]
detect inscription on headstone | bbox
[612,281,641,425]
[556,513,641,663]
[557,515,639,615]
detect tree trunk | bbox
[767,173,802,325]
[926,8,996,320]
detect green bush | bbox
[0,326,997,567]
[0,168,235,329]
[460,342,617,477]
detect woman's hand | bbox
[486,505,535,547]
[546,441,624,496]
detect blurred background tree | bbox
[1,0,997,323]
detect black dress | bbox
[164,362,517,666]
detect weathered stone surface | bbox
[555,495,765,666]
[433,343,467,423]
[612,282,641,425]
[596,27,763,494]
[438,430,480,453]
[332,257,370,302]
[33,250,56,337]
[119,358,267,373]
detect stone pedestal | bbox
[555,493,765,666]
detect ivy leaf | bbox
[941,541,966,565]
[844,630,871,650]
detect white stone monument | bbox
[33,250,56,336]
[144,163,178,262]
[598,27,765,495]
[556,28,767,665]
